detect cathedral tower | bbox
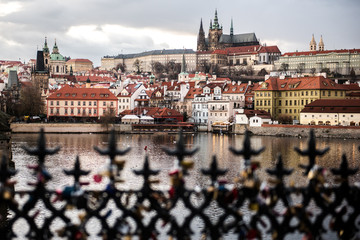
[197,19,207,51]
[310,34,317,51]
[208,9,223,51]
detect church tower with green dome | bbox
[49,39,66,75]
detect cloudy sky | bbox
[1,0,359,67]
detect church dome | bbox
[50,53,65,61]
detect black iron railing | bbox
[0,129,359,239]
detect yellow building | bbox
[66,59,93,72]
[253,76,347,121]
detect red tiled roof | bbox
[253,76,347,91]
[212,50,227,55]
[185,87,203,99]
[301,99,360,113]
[258,46,281,53]
[222,83,248,94]
[238,109,271,118]
[47,85,117,100]
[283,49,360,57]
[76,76,116,83]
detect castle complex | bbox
[197,10,259,51]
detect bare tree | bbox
[100,106,116,132]
[115,63,126,73]
[279,63,289,73]
[310,68,316,75]
[133,59,142,73]
[258,68,268,76]
[296,63,305,74]
[20,86,44,116]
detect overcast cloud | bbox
[1,0,359,66]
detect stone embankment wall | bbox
[11,123,132,133]
[234,124,360,139]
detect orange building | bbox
[46,85,118,121]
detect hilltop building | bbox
[197,10,259,51]
[275,35,360,75]
[101,49,196,72]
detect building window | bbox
[56,109,59,114]
[65,101,67,106]
[103,102,106,106]
[65,109,68,114]
[94,101,97,106]
[89,109,92,114]
[278,109,281,113]
[71,109,74,114]
[83,101,86,106]
[278,100,282,106]
[83,109,86,114]
[103,109,106,114]
[51,101,53,106]
[78,101,81,106]
[285,100,288,106]
[89,101,92,106]
[111,102,114,106]
[71,101,74,106]
[50,109,53,114]
[78,109,80,114]
[57,101,59,106]
[94,109,97,114]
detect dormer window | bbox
[57,93,61,97]
[83,93,87,97]
[91,93,95,97]
[65,93,70,97]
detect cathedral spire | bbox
[43,37,49,53]
[53,39,59,54]
[230,18,234,36]
[310,34,316,51]
[318,35,324,51]
[197,18,206,51]
[181,53,186,73]
[213,9,220,29]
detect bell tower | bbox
[310,34,317,51]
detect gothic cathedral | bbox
[197,10,259,51]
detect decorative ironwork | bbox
[0,128,359,239]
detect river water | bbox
[10,132,360,239]
[12,132,360,190]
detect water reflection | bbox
[12,132,360,191]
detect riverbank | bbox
[10,123,360,139]
[234,124,360,139]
